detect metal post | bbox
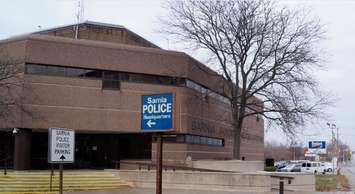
[4,158,7,175]
[156,134,163,194]
[59,164,63,194]
[50,164,54,191]
[332,129,335,173]
[337,127,339,165]
[279,179,284,194]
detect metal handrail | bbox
[0,155,12,175]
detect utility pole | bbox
[327,122,339,173]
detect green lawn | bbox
[315,174,350,191]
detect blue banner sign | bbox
[141,93,173,131]
[308,141,326,149]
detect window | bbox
[45,66,66,76]
[66,67,91,77]
[102,79,120,89]
[25,63,226,98]
[186,79,231,105]
[25,64,103,79]
[185,135,193,143]
[84,69,103,78]
[26,64,47,75]
[102,71,120,89]
[184,134,224,147]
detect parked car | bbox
[275,160,290,170]
[300,161,335,174]
[319,162,336,173]
[277,163,301,172]
[300,161,319,173]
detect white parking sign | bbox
[48,128,75,163]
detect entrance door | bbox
[0,131,14,169]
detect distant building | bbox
[0,21,264,170]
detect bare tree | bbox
[0,49,23,119]
[161,0,331,159]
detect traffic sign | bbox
[48,128,75,163]
[141,93,173,131]
[307,141,326,154]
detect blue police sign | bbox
[141,93,173,131]
[308,141,326,149]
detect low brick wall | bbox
[110,170,315,193]
[269,172,315,192]
[192,160,264,172]
[112,170,271,192]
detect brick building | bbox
[0,21,264,170]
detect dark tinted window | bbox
[66,67,91,77]
[102,71,120,89]
[103,71,119,80]
[129,73,159,83]
[184,135,223,147]
[102,80,120,89]
[85,69,102,78]
[25,63,188,90]
[45,66,66,76]
[26,64,47,75]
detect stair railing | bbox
[0,155,11,175]
[50,164,54,191]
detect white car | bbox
[278,163,302,172]
[301,161,320,173]
[319,162,336,174]
[300,161,335,174]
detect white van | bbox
[301,161,333,174]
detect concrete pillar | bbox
[14,129,32,170]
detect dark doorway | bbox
[31,132,152,169]
[0,130,14,169]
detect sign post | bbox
[156,134,163,194]
[141,93,173,194]
[48,128,75,194]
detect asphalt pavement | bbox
[341,158,355,190]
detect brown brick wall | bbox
[0,35,264,161]
[40,24,158,48]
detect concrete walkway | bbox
[342,160,355,190]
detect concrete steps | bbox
[0,170,130,193]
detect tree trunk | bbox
[232,101,242,159]
[233,123,242,159]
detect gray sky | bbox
[1,0,355,149]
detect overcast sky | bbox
[1,0,354,149]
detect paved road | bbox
[341,158,355,190]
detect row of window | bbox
[186,80,230,105]
[163,134,224,147]
[25,63,185,89]
[25,63,230,105]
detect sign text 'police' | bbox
[141,93,173,130]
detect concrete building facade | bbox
[0,21,264,170]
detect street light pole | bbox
[336,127,339,163]
[327,123,336,173]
